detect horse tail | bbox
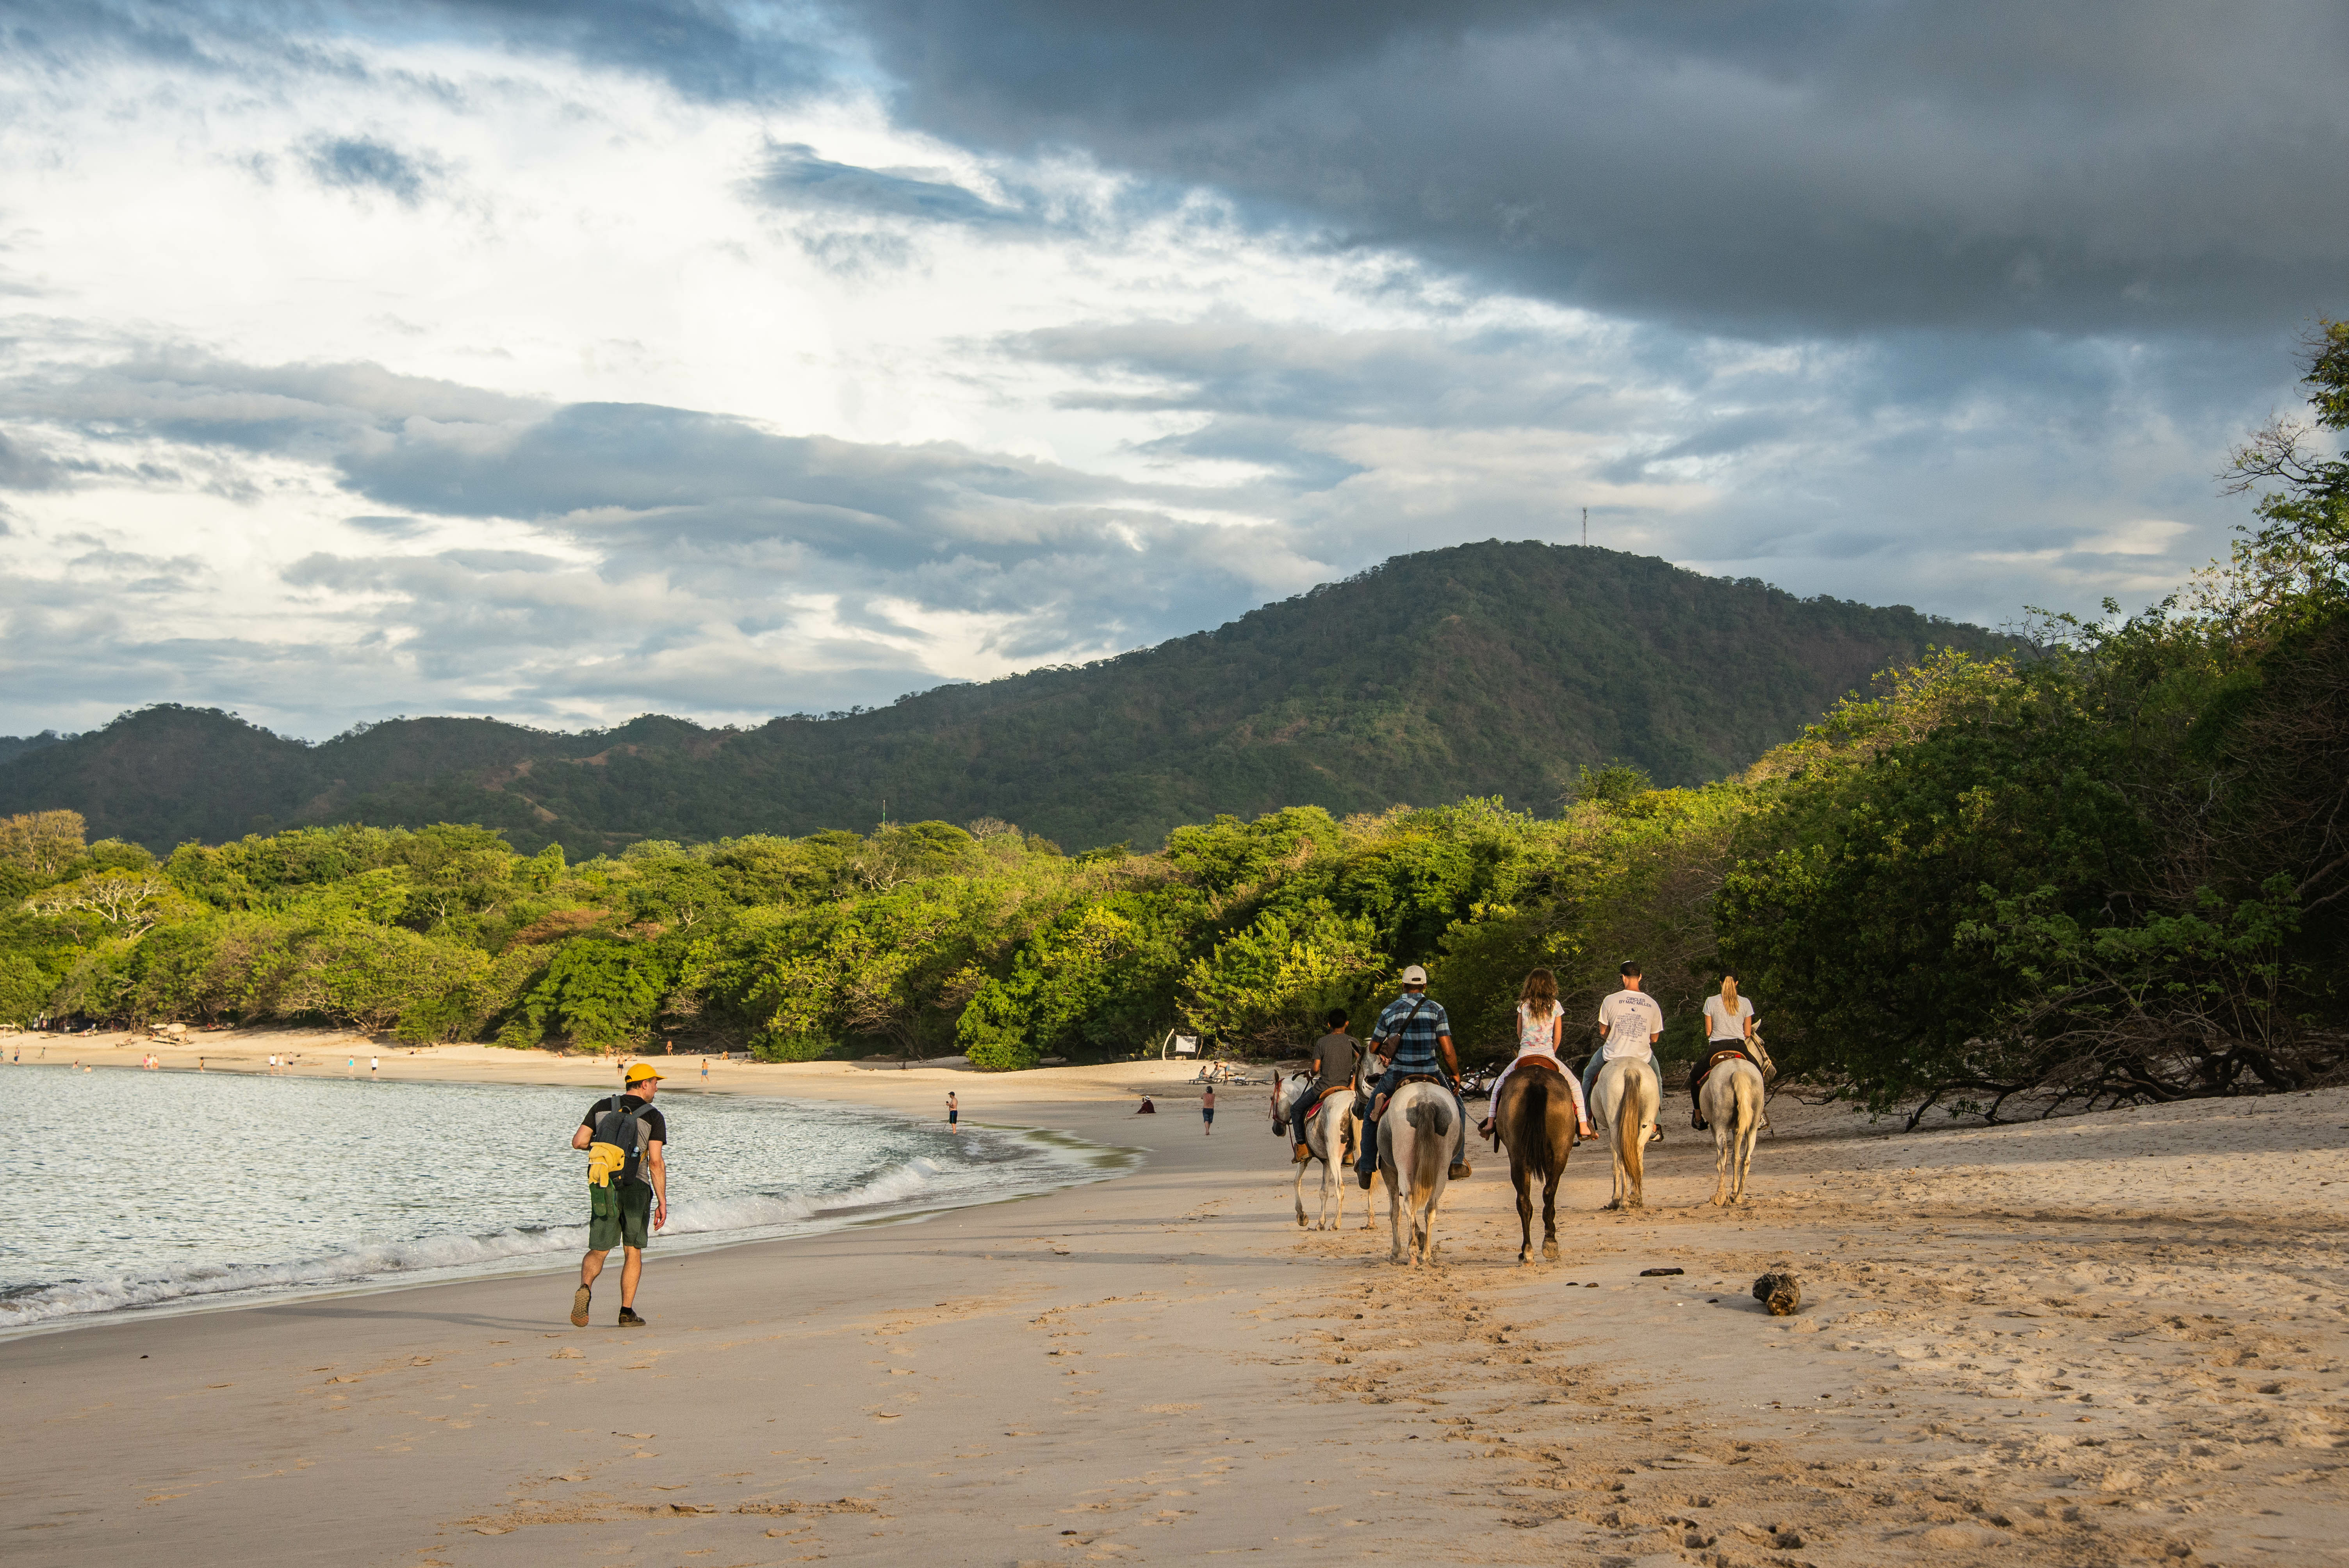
[1404,1092,1451,1193]
[1614,1069,1645,1190]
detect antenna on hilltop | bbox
[1581,507,1588,547]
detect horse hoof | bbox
[1542,1242,1559,1261]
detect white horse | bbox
[1701,1056,1766,1205]
[1586,1057,1660,1211]
[1379,1080,1460,1264]
[1278,1071,1365,1229]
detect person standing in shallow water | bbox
[946,1090,959,1131]
[571,1064,668,1327]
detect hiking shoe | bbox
[1692,1112,1709,1131]
[570,1285,592,1327]
[1449,1161,1472,1180]
[617,1307,646,1327]
[1647,1126,1664,1144]
[1291,1144,1312,1164]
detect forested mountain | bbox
[0,542,2011,855]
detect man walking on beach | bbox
[571,1063,668,1327]
[1354,965,1472,1188]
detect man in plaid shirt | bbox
[1352,964,1472,1188]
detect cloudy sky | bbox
[2,2,2344,739]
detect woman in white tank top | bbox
[1478,968,1592,1137]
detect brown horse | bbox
[1491,1061,1577,1263]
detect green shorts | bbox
[588,1180,652,1253]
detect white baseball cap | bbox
[1400,964,1428,985]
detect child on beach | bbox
[946,1090,959,1131]
[1201,1085,1215,1134]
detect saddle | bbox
[1691,1047,1754,1087]
[1292,1083,1340,1124]
[1514,1054,1565,1075]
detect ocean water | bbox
[1,1066,1132,1333]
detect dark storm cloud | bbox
[752,143,1027,228]
[301,134,438,204]
[856,0,2349,338]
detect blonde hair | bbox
[1519,968,1559,1021]
[1720,975,1743,1026]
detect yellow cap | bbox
[624,1063,663,1084]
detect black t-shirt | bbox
[581,1094,668,1185]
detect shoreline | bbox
[5,1025,1171,1343]
[4,1026,2345,1566]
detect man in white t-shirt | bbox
[1581,960,1666,1139]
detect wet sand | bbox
[3,1026,2345,1566]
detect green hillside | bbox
[0,542,2014,853]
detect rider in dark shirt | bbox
[1291,1009,1362,1162]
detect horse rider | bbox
[1689,971,1758,1130]
[1290,1007,1362,1164]
[1353,964,1473,1189]
[1581,959,1666,1140]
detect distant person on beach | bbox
[946,1090,959,1131]
[572,1063,668,1328]
[1135,1096,1156,1114]
[370,1056,379,1075]
[700,1057,709,1080]
[1201,1085,1215,1134]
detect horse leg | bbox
[1326,1103,1348,1229]
[1719,1084,1738,1211]
[1733,1078,1762,1204]
[1385,1132,1409,1265]
[1541,1160,1562,1260]
[1511,1153,1533,1264]
[1295,1151,1310,1228]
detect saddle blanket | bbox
[1291,1083,1346,1124]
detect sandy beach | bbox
[4,1026,2346,1566]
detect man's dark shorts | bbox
[589,1181,652,1252]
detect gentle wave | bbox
[0,1151,1041,1332]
